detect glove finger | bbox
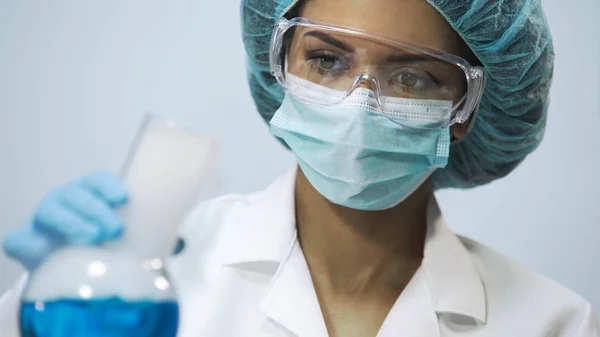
[80,171,128,207]
[32,199,101,244]
[2,227,63,270]
[59,185,123,240]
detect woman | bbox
[1,0,598,336]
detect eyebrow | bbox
[385,54,433,63]
[303,31,354,52]
[302,31,438,64]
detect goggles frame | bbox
[269,17,486,126]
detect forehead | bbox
[297,0,460,54]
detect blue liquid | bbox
[20,297,178,337]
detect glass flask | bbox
[19,114,219,337]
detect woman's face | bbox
[292,0,476,139]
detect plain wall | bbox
[1,0,599,316]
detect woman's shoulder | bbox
[457,235,596,330]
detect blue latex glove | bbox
[2,171,128,270]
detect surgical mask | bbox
[270,74,452,211]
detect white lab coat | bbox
[0,166,598,336]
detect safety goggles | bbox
[269,17,486,127]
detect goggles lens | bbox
[274,23,473,123]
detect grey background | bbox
[1,0,599,315]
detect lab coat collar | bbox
[220,166,298,265]
[423,196,488,324]
[222,166,487,325]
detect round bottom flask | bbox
[19,246,178,337]
[18,114,218,337]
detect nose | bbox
[345,73,383,108]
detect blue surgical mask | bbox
[270,74,452,211]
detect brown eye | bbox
[398,73,419,88]
[389,67,438,95]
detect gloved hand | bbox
[2,171,128,270]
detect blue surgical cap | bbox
[241,0,554,189]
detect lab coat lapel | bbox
[259,241,329,337]
[423,197,487,324]
[376,267,440,337]
[220,166,328,336]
